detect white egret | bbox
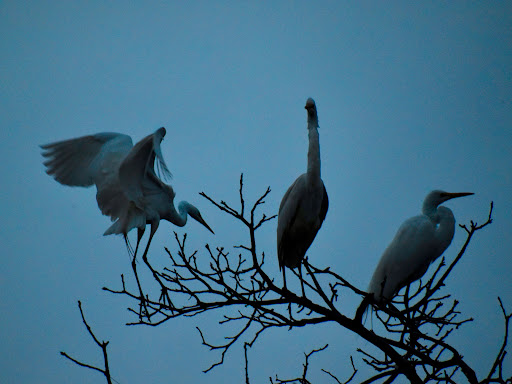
[277,98,329,295]
[362,190,473,312]
[41,127,214,262]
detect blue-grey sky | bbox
[1,2,511,383]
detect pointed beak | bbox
[199,218,215,234]
[443,192,474,200]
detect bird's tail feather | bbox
[103,215,145,236]
[355,294,374,323]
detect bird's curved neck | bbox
[165,202,188,227]
[422,199,437,218]
[307,123,321,181]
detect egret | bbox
[358,190,473,317]
[41,127,214,263]
[277,98,329,295]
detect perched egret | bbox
[358,190,473,316]
[277,98,329,295]
[41,127,214,262]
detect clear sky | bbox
[1,2,511,383]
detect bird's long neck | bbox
[165,201,188,227]
[307,120,321,181]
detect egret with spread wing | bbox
[277,98,329,295]
[357,190,473,318]
[41,127,214,263]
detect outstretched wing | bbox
[41,133,133,187]
[118,127,172,207]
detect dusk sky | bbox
[1,2,511,383]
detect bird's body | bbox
[41,127,213,261]
[367,190,473,303]
[277,98,328,292]
[277,174,328,269]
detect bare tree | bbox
[65,175,509,383]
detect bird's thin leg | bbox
[131,228,149,320]
[140,222,174,310]
[133,228,145,261]
[141,223,157,264]
[298,263,306,298]
[282,267,295,318]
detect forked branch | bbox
[60,301,113,384]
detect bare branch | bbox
[99,178,505,384]
[60,301,113,384]
[273,344,329,384]
[481,297,512,384]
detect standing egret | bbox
[358,190,473,316]
[41,127,214,263]
[277,98,329,295]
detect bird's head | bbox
[305,97,319,128]
[422,190,474,215]
[179,201,215,234]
